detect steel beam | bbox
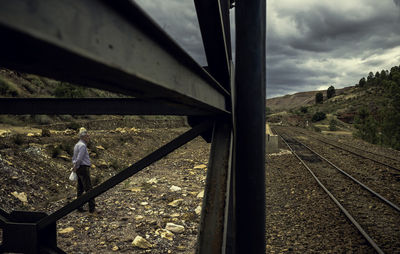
[0,98,210,116]
[0,0,229,114]
[194,0,231,91]
[197,120,232,253]
[37,121,213,230]
[234,0,266,253]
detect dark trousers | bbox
[76,165,95,211]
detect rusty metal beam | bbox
[0,0,229,114]
[197,120,232,253]
[194,0,231,91]
[233,0,266,252]
[0,98,210,116]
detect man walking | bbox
[72,127,96,213]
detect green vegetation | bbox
[66,121,80,130]
[266,106,272,116]
[311,112,326,122]
[354,65,400,150]
[54,82,86,98]
[300,106,308,113]
[329,119,338,131]
[0,77,20,97]
[12,134,24,145]
[327,85,335,99]
[315,92,323,104]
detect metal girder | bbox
[37,121,214,230]
[0,0,229,114]
[197,120,232,253]
[234,0,266,253]
[0,98,211,116]
[194,0,231,91]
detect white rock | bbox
[0,130,10,137]
[135,215,144,221]
[155,229,174,241]
[168,199,184,207]
[170,185,182,192]
[195,206,202,215]
[194,164,207,169]
[11,191,27,203]
[197,190,204,198]
[146,178,158,184]
[166,223,185,234]
[132,235,152,249]
[170,213,180,218]
[140,202,148,206]
[58,227,74,234]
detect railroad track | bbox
[284,126,400,172]
[275,131,400,253]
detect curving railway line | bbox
[285,126,400,171]
[272,127,400,253]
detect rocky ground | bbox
[0,121,210,253]
[2,121,399,253]
[265,140,374,253]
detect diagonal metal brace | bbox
[37,120,214,230]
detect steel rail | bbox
[37,121,213,230]
[0,0,229,114]
[290,127,400,171]
[279,134,385,254]
[286,134,400,213]
[292,127,400,164]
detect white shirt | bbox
[72,139,91,168]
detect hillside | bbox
[267,64,400,151]
[266,86,354,112]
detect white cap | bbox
[79,127,88,137]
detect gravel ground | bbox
[286,127,400,206]
[271,126,400,253]
[266,138,374,253]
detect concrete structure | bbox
[266,124,279,154]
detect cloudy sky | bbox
[134,0,400,98]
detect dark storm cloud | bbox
[266,0,400,97]
[133,0,400,98]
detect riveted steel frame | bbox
[0,0,265,253]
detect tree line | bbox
[354,65,400,150]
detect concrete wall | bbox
[266,124,279,154]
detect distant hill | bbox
[266,86,355,112]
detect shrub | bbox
[329,119,338,131]
[59,140,75,156]
[0,77,20,97]
[54,82,86,98]
[313,126,321,132]
[300,106,308,113]
[327,86,336,99]
[311,112,326,122]
[66,121,80,130]
[51,146,62,158]
[12,134,24,145]
[33,115,53,125]
[315,92,323,104]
